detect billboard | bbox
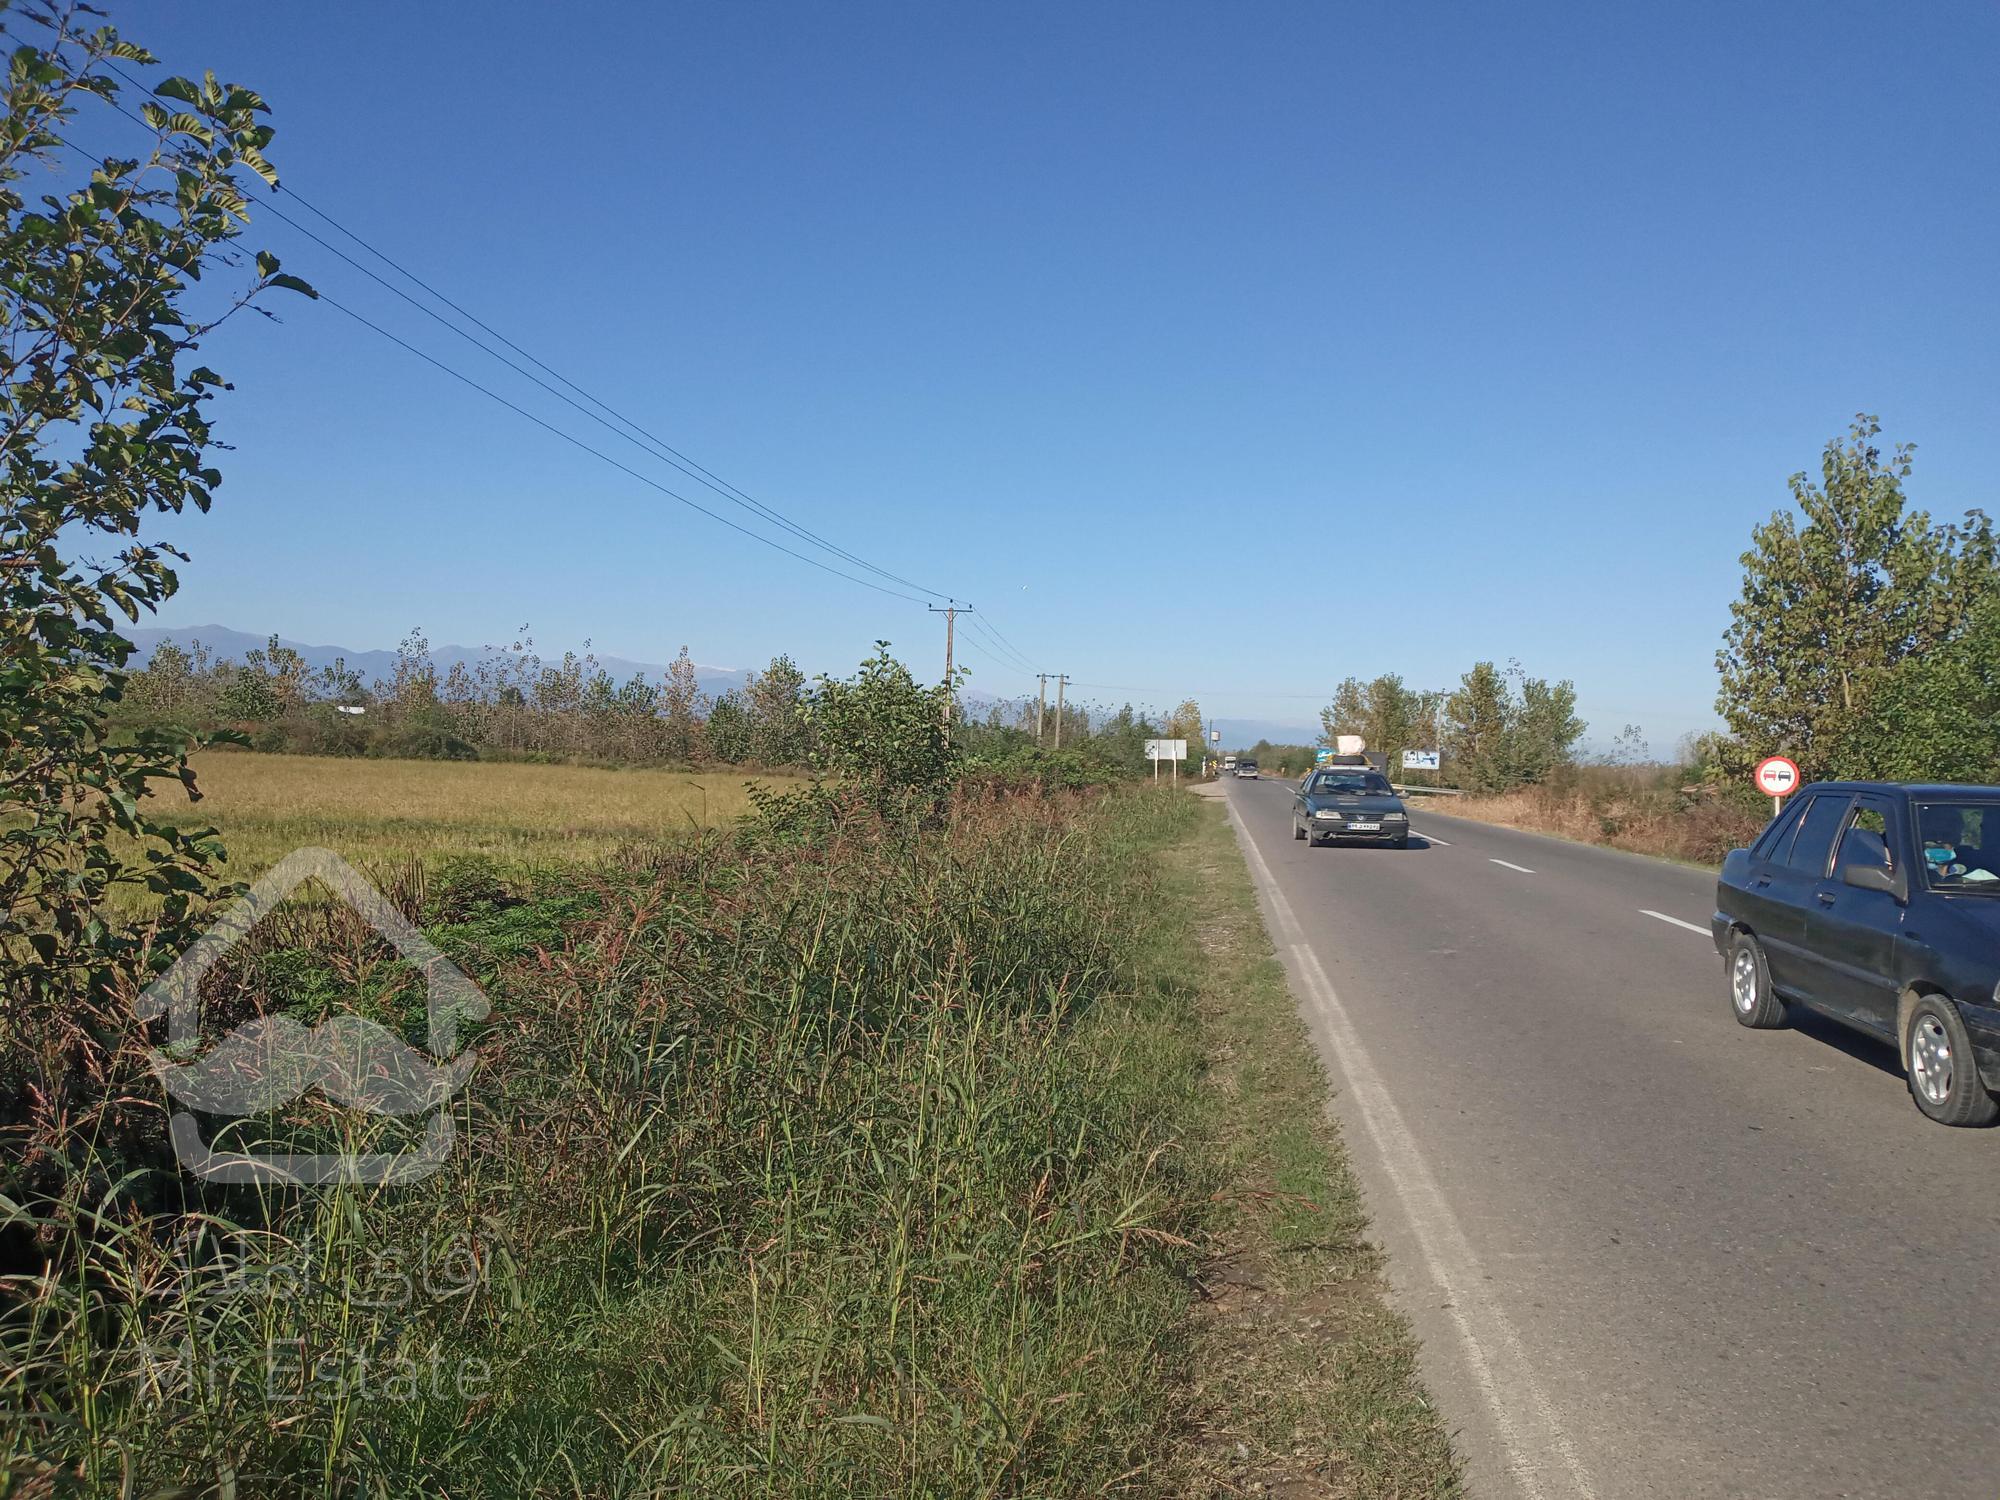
[1402,749,1441,770]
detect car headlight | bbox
[1383,811,1407,821]
[1314,808,1342,820]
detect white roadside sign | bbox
[1143,739,1187,761]
[1402,749,1440,770]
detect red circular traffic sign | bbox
[1754,755,1801,798]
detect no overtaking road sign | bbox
[1753,756,1799,798]
[1754,755,1800,814]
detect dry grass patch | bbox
[1437,780,1765,867]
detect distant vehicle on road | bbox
[1221,753,1238,770]
[1713,781,2000,1126]
[1233,757,1259,779]
[1291,767,1410,848]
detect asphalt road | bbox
[1219,776,2000,1500]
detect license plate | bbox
[1348,821,1380,832]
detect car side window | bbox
[1785,794,1851,877]
[1836,801,1893,871]
[1753,800,1805,860]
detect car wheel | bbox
[1904,995,1999,1127]
[1727,931,1786,1029]
[1293,817,1306,841]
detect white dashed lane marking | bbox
[1641,909,1709,936]
[1489,858,1536,874]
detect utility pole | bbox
[1036,673,1049,746]
[1052,673,1070,750]
[928,603,967,739]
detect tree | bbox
[1166,698,1204,752]
[1359,674,1425,768]
[705,690,751,763]
[1319,678,1367,745]
[804,643,958,823]
[660,645,707,762]
[126,638,199,715]
[217,664,281,722]
[1,10,310,1215]
[1500,673,1584,785]
[1443,662,1510,789]
[746,653,808,765]
[1717,415,1997,778]
[1,11,309,1025]
[1840,586,2000,783]
[243,632,308,710]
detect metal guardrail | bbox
[1394,784,1464,797]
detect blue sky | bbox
[118,0,1999,748]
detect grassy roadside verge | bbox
[1152,796,1462,1497]
[7,786,1457,1496]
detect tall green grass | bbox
[5,792,1224,1496]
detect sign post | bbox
[1753,755,1800,817]
[1144,738,1187,785]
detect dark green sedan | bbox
[1291,768,1411,848]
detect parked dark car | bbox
[1292,767,1410,848]
[1712,781,2000,1126]
[1233,757,1260,779]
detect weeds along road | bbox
[1220,776,2000,1500]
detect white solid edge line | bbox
[1490,858,1537,874]
[1414,830,1453,846]
[1222,796,1596,1500]
[1641,909,1709,936]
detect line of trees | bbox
[118,626,1204,777]
[119,630,805,766]
[1317,664,1585,792]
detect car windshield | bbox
[1310,772,1391,795]
[1915,801,2000,893]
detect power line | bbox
[971,612,1040,671]
[959,614,1038,673]
[85,58,1065,666]
[315,290,932,604]
[95,59,947,605]
[954,632,1039,680]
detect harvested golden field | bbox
[150,751,804,885]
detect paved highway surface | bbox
[1220,776,2000,1500]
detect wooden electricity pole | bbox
[1036,673,1049,745]
[1052,673,1070,750]
[929,603,966,739]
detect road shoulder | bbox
[1163,795,1462,1496]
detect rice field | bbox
[152,751,805,883]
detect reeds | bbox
[4,790,1219,1496]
